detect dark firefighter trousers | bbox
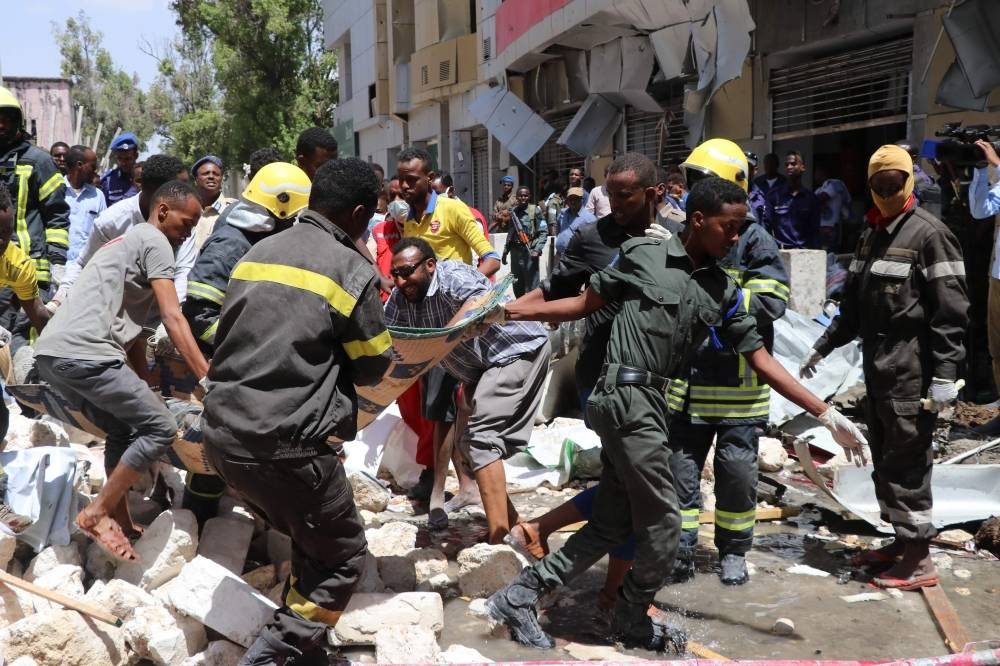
[204,446,367,659]
[865,395,937,541]
[668,416,759,557]
[533,382,681,606]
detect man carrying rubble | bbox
[385,236,550,545]
[486,161,867,652]
[201,158,392,666]
[34,180,210,559]
[801,145,969,590]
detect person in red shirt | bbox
[433,172,494,281]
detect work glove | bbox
[799,347,825,379]
[644,223,672,241]
[923,377,961,412]
[818,406,868,467]
[501,252,508,265]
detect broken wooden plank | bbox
[688,640,730,661]
[921,584,971,653]
[0,570,122,627]
[555,506,800,533]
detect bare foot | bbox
[443,489,482,513]
[77,508,139,561]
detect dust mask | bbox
[868,145,914,219]
[387,199,409,225]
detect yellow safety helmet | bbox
[681,138,750,192]
[0,87,23,127]
[242,162,311,220]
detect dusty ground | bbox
[342,491,1000,663]
[952,402,997,430]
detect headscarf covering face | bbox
[868,144,914,219]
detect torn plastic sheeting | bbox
[770,309,863,426]
[342,403,423,490]
[504,420,602,490]
[1,447,81,551]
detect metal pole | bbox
[73,106,84,145]
[91,122,104,153]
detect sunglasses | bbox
[390,257,429,279]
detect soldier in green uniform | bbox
[484,155,869,651]
[502,186,547,297]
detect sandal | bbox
[78,514,139,562]
[505,522,548,560]
[870,572,939,591]
[850,549,898,567]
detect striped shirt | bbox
[384,260,548,384]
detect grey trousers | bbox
[36,355,177,474]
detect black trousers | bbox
[668,416,760,556]
[205,446,368,658]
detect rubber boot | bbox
[611,595,688,653]
[974,414,1000,437]
[719,553,749,586]
[239,631,301,666]
[485,567,554,649]
[407,468,434,501]
[668,550,695,584]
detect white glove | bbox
[644,223,672,241]
[150,323,178,357]
[924,377,960,412]
[799,348,824,379]
[818,406,868,467]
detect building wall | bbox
[5,78,73,149]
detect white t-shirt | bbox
[815,178,852,229]
[60,195,196,302]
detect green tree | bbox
[52,12,159,160]
[170,0,338,167]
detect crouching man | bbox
[384,237,550,542]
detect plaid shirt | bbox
[384,260,548,384]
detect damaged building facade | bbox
[323,0,1000,214]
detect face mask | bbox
[870,172,914,218]
[388,199,409,224]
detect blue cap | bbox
[110,132,138,152]
[501,175,514,183]
[191,154,223,176]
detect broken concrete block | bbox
[355,552,385,593]
[28,419,69,448]
[772,617,795,636]
[457,543,525,597]
[161,555,277,648]
[349,472,391,512]
[466,598,489,620]
[332,592,444,645]
[779,249,825,318]
[417,572,455,593]
[377,555,415,592]
[375,625,441,664]
[366,521,417,557]
[758,437,788,472]
[0,580,34,628]
[124,604,208,666]
[85,577,158,622]
[8,656,39,666]
[241,564,278,593]
[266,580,285,606]
[265,529,291,567]
[84,541,116,582]
[31,564,84,611]
[0,534,17,571]
[441,644,493,663]
[24,544,82,582]
[198,514,254,575]
[407,548,448,585]
[0,608,128,666]
[117,509,199,590]
[180,640,245,666]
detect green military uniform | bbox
[531,233,763,612]
[503,203,547,297]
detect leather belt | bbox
[598,363,670,392]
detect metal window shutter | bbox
[625,107,689,167]
[471,134,490,215]
[770,36,912,141]
[536,110,586,181]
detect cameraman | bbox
[970,139,1000,435]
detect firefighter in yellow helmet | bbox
[180,161,311,525]
[0,86,69,352]
[651,138,791,585]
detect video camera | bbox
[922,122,1000,167]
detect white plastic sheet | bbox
[770,309,863,425]
[503,419,602,490]
[0,447,81,551]
[341,404,423,490]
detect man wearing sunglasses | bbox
[384,236,549,545]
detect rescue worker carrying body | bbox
[647,138,790,586]
[180,162,310,526]
[0,86,69,352]
[801,145,969,590]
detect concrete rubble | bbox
[374,625,441,664]
[116,509,199,590]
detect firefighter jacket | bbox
[0,138,70,283]
[202,209,393,460]
[814,205,968,402]
[182,204,292,353]
[667,219,790,423]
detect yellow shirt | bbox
[403,191,497,264]
[0,241,39,301]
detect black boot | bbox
[485,567,554,649]
[668,551,695,584]
[973,414,1000,437]
[611,596,688,653]
[719,553,749,586]
[407,469,434,501]
[239,632,301,666]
